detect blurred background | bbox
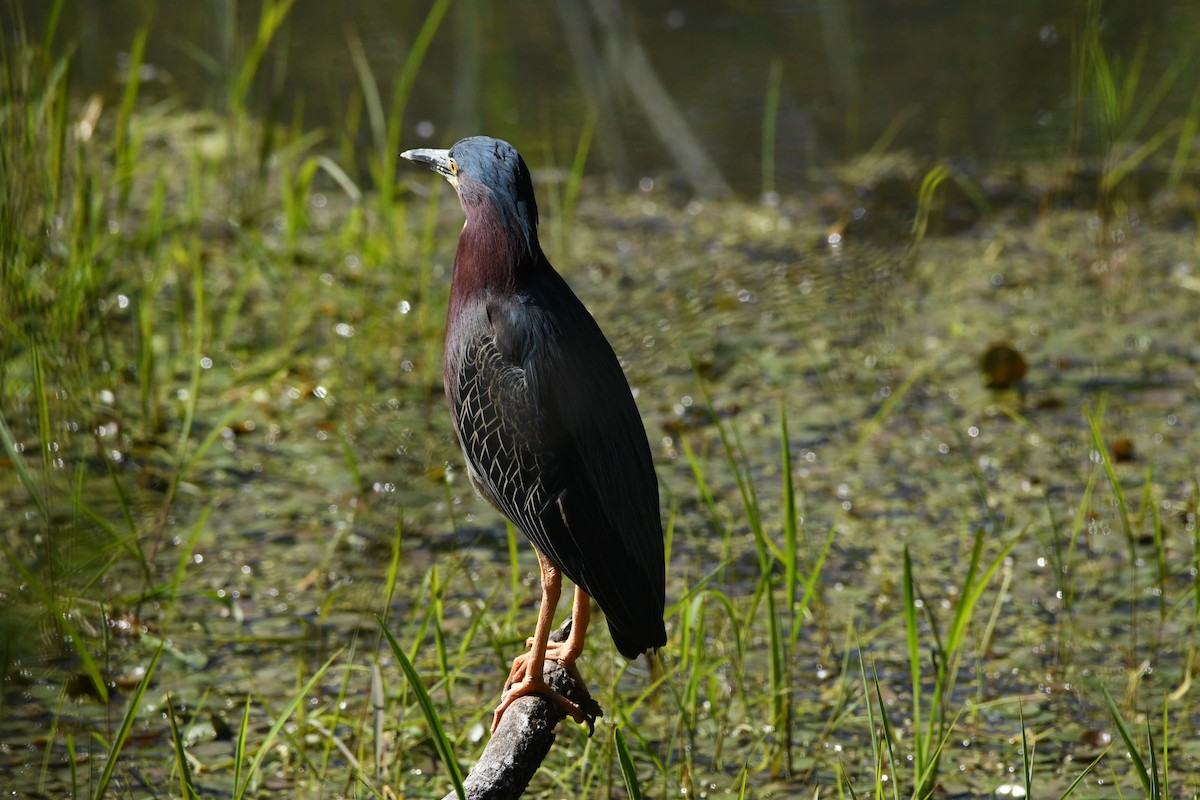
[4,2,1200,797]
[16,0,1200,195]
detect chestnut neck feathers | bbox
[449,146,545,300]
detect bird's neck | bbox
[450,210,544,302]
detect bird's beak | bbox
[400,148,457,183]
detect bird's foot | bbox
[494,652,602,734]
[511,638,583,674]
[542,643,586,683]
[504,643,585,691]
[492,675,591,733]
[503,648,534,687]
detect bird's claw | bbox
[504,646,585,690]
[491,675,601,734]
[577,694,603,736]
[493,652,602,735]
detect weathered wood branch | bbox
[440,622,600,800]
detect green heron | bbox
[401,136,666,731]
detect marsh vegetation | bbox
[2,1,1200,797]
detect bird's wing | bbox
[451,327,571,570]
[470,271,665,654]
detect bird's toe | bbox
[492,676,579,733]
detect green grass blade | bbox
[1019,702,1033,798]
[40,0,65,51]
[98,453,145,564]
[113,24,148,209]
[236,649,341,799]
[167,698,200,800]
[32,344,53,500]
[1087,411,1132,539]
[233,695,250,793]
[374,0,452,215]
[1147,717,1161,799]
[870,663,901,800]
[1086,406,1139,656]
[691,367,765,552]
[1144,467,1168,626]
[380,621,465,799]
[944,529,984,653]
[391,0,453,131]
[852,359,929,462]
[911,163,950,244]
[380,515,404,626]
[1102,121,1180,192]
[1058,748,1108,799]
[1099,684,1155,799]
[854,647,877,799]
[0,410,49,520]
[345,25,386,156]
[65,733,78,797]
[338,428,365,496]
[91,644,163,799]
[761,58,783,197]
[230,0,297,118]
[1169,86,1200,184]
[315,155,362,202]
[563,108,598,223]
[1159,693,1169,799]
[615,726,644,800]
[789,526,835,652]
[780,402,798,610]
[864,104,920,160]
[0,539,108,701]
[158,503,210,628]
[902,547,923,770]
[1120,45,1184,143]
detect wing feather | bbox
[449,271,665,657]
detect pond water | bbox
[3,1,1200,798]
[17,0,1200,192]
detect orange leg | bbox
[492,552,593,732]
[543,584,590,678]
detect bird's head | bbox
[402,136,540,260]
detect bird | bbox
[400,136,666,732]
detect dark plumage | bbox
[401,136,666,729]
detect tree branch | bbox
[441,622,600,800]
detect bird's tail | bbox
[607,614,667,661]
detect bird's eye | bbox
[448,158,458,176]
